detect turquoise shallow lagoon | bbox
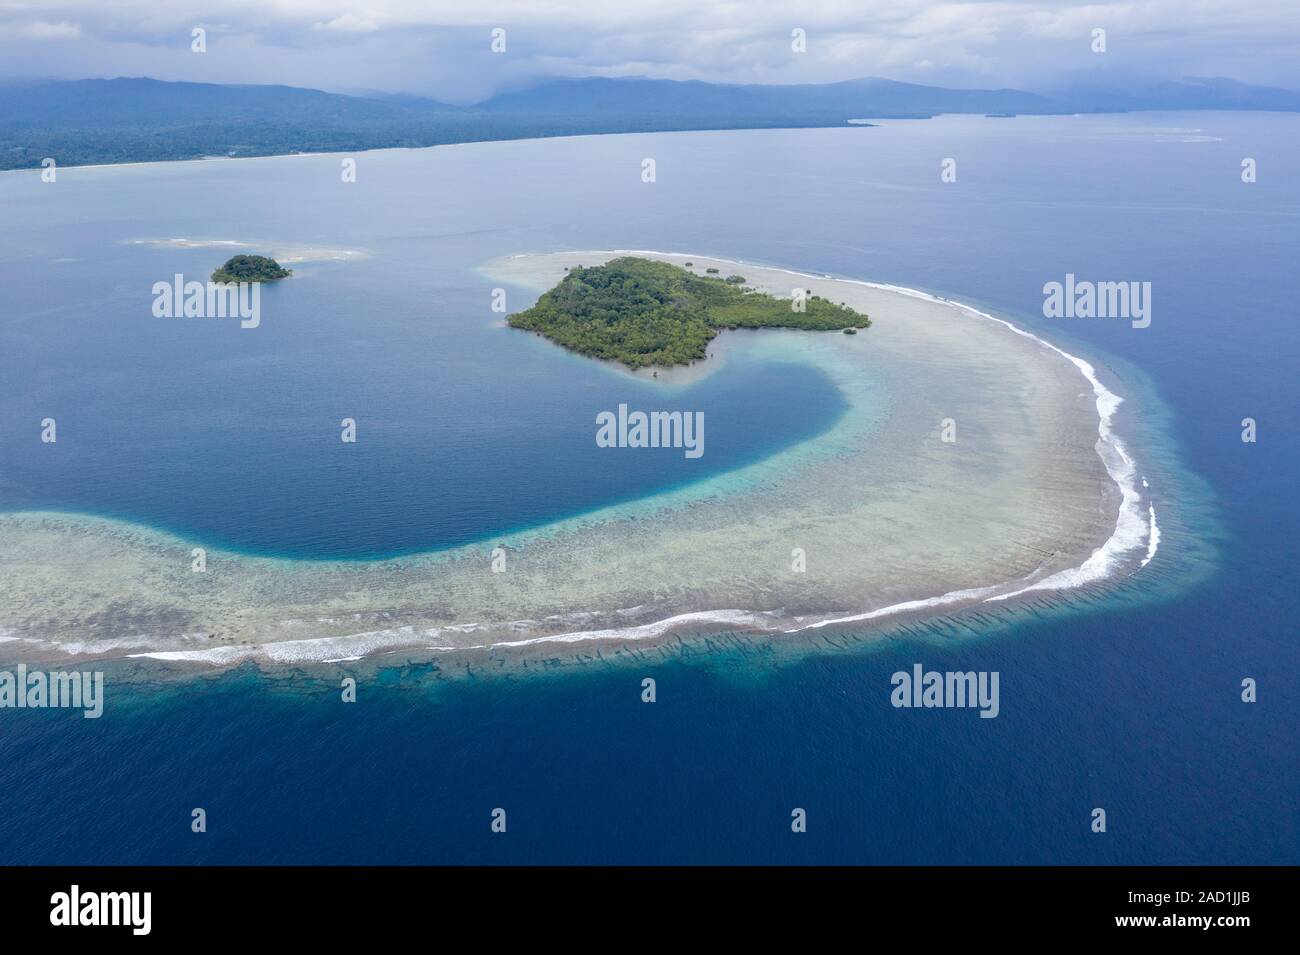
[0,250,1128,659]
[0,113,1295,863]
[0,235,847,560]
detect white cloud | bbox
[0,18,82,39]
[0,1,1295,98]
[312,14,379,33]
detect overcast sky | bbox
[2,1,1298,102]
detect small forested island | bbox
[508,257,870,368]
[211,254,292,283]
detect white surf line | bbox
[455,609,777,650]
[117,252,1155,665]
[1138,476,1159,569]
[951,305,1150,600]
[783,585,1004,633]
[587,250,1158,590]
[407,609,781,656]
[124,611,782,665]
[534,250,1156,614]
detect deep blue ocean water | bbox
[0,113,1296,863]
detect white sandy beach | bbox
[0,251,1155,666]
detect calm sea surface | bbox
[0,113,1295,863]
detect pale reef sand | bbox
[0,252,1157,667]
[125,237,368,264]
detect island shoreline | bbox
[0,252,1157,672]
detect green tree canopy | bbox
[508,257,869,368]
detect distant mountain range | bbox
[1049,75,1300,113]
[1,74,1297,170]
[473,76,1064,119]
